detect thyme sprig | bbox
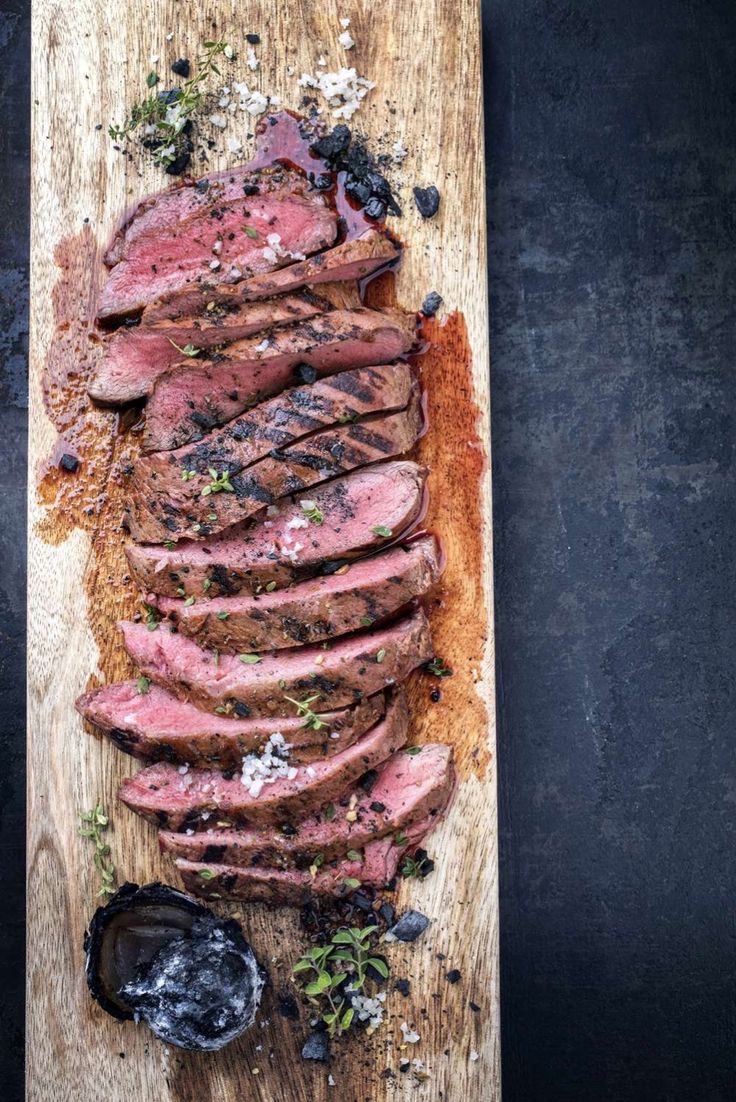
[201,467,235,496]
[284,693,326,731]
[109,40,231,168]
[79,801,117,897]
[168,338,201,358]
[292,926,389,1037]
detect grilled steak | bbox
[98,167,338,320]
[127,363,414,543]
[125,461,427,598]
[129,389,423,545]
[142,308,417,452]
[159,743,454,866]
[175,835,411,904]
[137,236,382,321]
[90,287,359,405]
[119,608,432,715]
[154,535,442,652]
[76,680,385,767]
[119,691,408,829]
[239,228,399,300]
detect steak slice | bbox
[98,168,338,320]
[175,835,411,905]
[127,363,414,543]
[142,308,417,452]
[159,743,454,867]
[129,387,423,544]
[76,679,385,767]
[125,461,427,598]
[154,535,442,652]
[90,287,359,405]
[239,229,399,300]
[119,608,432,716]
[119,691,408,829]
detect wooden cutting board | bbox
[27,2,498,1099]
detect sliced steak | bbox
[98,169,338,321]
[129,388,423,545]
[154,535,442,652]
[127,363,414,542]
[119,691,408,829]
[239,229,399,300]
[90,287,359,405]
[159,743,454,866]
[76,680,385,767]
[142,308,417,452]
[175,835,409,905]
[119,608,432,716]
[125,461,427,598]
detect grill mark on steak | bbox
[118,609,432,716]
[125,461,428,597]
[125,377,421,544]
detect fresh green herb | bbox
[181,469,197,482]
[109,40,231,168]
[301,501,325,525]
[142,601,161,631]
[201,467,234,496]
[164,540,175,550]
[214,705,228,715]
[239,653,261,664]
[284,693,326,731]
[176,586,186,597]
[376,648,386,664]
[184,596,196,607]
[346,849,362,862]
[265,580,277,592]
[292,925,388,1037]
[343,877,361,890]
[198,868,216,881]
[207,512,218,521]
[217,611,230,621]
[202,578,213,592]
[401,852,431,879]
[372,525,393,538]
[424,657,454,678]
[79,801,117,897]
[243,225,259,239]
[359,615,374,627]
[137,676,151,695]
[324,802,336,821]
[167,338,200,357]
[405,746,423,756]
[394,831,408,846]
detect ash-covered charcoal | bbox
[121,915,264,1050]
[421,291,443,317]
[385,909,430,943]
[294,363,318,384]
[170,58,190,78]
[59,452,80,473]
[276,989,300,1020]
[413,185,441,219]
[84,882,264,1050]
[310,125,401,219]
[302,1029,330,1062]
[310,124,352,162]
[394,977,411,997]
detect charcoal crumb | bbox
[430,688,442,703]
[59,453,80,473]
[387,910,430,943]
[171,58,190,77]
[421,291,443,317]
[470,1001,481,1013]
[413,185,441,218]
[394,978,411,997]
[294,363,318,384]
[276,989,300,1020]
[364,197,386,220]
[446,968,462,984]
[309,171,334,190]
[310,124,352,162]
[301,1030,330,1062]
[352,891,373,913]
[378,900,395,926]
[246,33,261,44]
[370,801,386,813]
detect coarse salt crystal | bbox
[209,114,227,129]
[393,140,408,162]
[340,16,351,27]
[318,55,327,66]
[400,1022,420,1044]
[254,338,270,353]
[470,1050,480,1062]
[247,46,259,71]
[209,259,221,271]
[338,31,355,50]
[178,764,189,775]
[227,137,243,154]
[212,239,223,254]
[286,515,309,529]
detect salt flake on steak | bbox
[240,732,295,797]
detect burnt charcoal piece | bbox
[171,58,190,77]
[84,882,264,1050]
[421,291,443,317]
[276,989,300,1020]
[364,197,386,221]
[413,185,441,219]
[386,909,430,943]
[309,171,334,190]
[246,33,261,44]
[302,1029,330,1062]
[394,978,411,997]
[121,914,264,1050]
[446,968,462,984]
[310,124,352,162]
[294,362,318,384]
[59,452,80,473]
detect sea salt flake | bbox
[338,31,355,50]
[247,46,259,71]
[400,1022,420,1044]
[209,114,227,129]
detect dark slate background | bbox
[1,1,735,1099]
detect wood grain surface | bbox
[27,2,498,1099]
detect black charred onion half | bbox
[84,882,264,1050]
